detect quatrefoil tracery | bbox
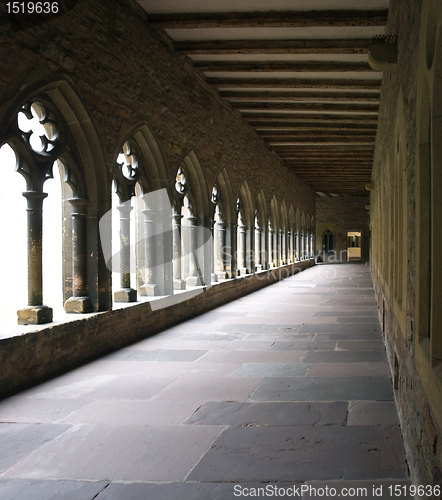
[175,166,187,195]
[18,102,59,156]
[117,141,139,182]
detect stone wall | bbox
[370,0,442,485]
[315,196,370,263]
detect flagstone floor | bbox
[0,264,410,499]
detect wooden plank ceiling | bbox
[137,0,388,197]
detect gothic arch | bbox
[0,78,109,322]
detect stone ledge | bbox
[0,261,314,399]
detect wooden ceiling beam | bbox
[242,112,379,121]
[271,144,374,149]
[257,129,376,137]
[222,91,380,102]
[251,122,378,130]
[194,60,374,72]
[149,10,388,29]
[176,39,372,55]
[208,78,381,89]
[234,102,378,111]
[268,137,376,144]
[285,162,373,166]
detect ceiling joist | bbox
[176,39,373,55]
[149,10,388,29]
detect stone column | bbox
[273,228,279,267]
[64,198,93,313]
[216,221,228,279]
[287,231,292,263]
[280,229,286,265]
[17,191,53,325]
[269,228,274,268]
[172,211,186,290]
[238,222,248,275]
[113,203,137,302]
[140,206,159,296]
[255,225,263,271]
[186,215,203,287]
[210,218,218,283]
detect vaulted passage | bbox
[0,264,409,496]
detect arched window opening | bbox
[254,211,263,271]
[236,198,248,275]
[43,160,64,318]
[323,229,334,253]
[210,184,223,282]
[0,144,27,327]
[112,141,141,303]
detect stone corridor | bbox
[0,264,410,499]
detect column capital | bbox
[116,204,134,216]
[68,197,88,215]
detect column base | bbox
[211,273,218,283]
[114,288,137,303]
[173,279,186,290]
[17,305,53,325]
[239,267,249,276]
[186,275,203,287]
[255,264,263,272]
[139,284,160,296]
[64,296,94,313]
[216,271,229,280]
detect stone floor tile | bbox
[336,341,385,351]
[298,324,381,334]
[198,350,305,364]
[302,350,386,363]
[219,324,303,334]
[17,375,117,400]
[157,340,275,351]
[185,401,348,426]
[250,376,393,401]
[348,401,400,425]
[232,362,308,378]
[0,423,70,473]
[313,311,378,317]
[5,424,223,482]
[315,333,382,341]
[187,425,408,482]
[61,400,199,425]
[99,349,206,362]
[270,340,337,351]
[81,375,178,400]
[0,479,109,500]
[95,481,230,500]
[306,362,390,378]
[152,375,261,402]
[336,317,381,324]
[0,397,88,423]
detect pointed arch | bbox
[0,77,110,322]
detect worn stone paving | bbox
[0,264,411,499]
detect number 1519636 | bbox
[6,2,59,14]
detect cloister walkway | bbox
[0,264,410,499]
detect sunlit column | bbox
[172,210,186,290]
[185,215,203,287]
[17,191,53,324]
[216,221,228,279]
[255,225,262,271]
[140,205,159,296]
[64,198,93,312]
[113,203,137,302]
